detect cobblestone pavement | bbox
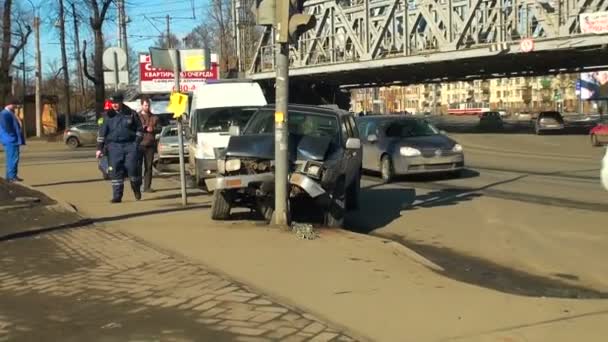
[0,227,356,342]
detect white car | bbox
[187,80,267,190]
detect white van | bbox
[188,80,267,189]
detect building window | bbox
[496,91,501,98]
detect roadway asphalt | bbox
[3,119,607,298]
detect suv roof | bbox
[262,104,348,116]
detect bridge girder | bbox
[247,0,608,83]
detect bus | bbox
[448,102,491,116]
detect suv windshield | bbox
[193,107,258,133]
[384,120,439,137]
[245,109,339,141]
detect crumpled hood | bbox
[225,134,332,161]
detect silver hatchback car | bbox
[356,116,465,182]
[63,122,99,149]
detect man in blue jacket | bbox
[0,96,25,182]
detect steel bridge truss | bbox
[248,0,608,76]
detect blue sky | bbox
[27,0,209,77]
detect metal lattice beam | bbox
[248,0,608,77]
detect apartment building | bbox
[350,73,581,114]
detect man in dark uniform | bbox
[96,92,144,203]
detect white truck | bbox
[187,80,267,190]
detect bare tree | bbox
[57,0,71,127]
[154,33,181,50]
[0,0,32,101]
[82,0,112,117]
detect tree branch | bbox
[8,25,32,66]
[82,40,98,85]
[99,0,113,23]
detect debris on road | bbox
[291,222,318,240]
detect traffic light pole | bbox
[271,41,290,226]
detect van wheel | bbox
[324,179,345,228]
[591,134,601,147]
[66,137,79,149]
[211,190,231,220]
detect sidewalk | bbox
[16,148,608,342]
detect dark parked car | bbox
[535,111,565,134]
[207,104,363,227]
[357,116,464,182]
[478,111,504,131]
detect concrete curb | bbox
[18,182,79,214]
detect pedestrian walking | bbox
[96,92,144,203]
[0,96,25,183]
[138,96,160,193]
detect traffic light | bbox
[252,0,275,26]
[276,0,316,44]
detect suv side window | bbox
[340,117,350,145]
[347,115,359,138]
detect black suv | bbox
[207,104,363,227]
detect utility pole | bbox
[166,15,171,48]
[58,0,71,128]
[117,0,129,63]
[272,41,289,226]
[34,15,42,137]
[71,2,86,109]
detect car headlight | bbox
[225,159,241,172]
[306,163,323,178]
[452,144,463,153]
[400,147,421,157]
[217,159,226,174]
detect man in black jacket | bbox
[96,92,144,203]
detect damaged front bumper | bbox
[207,172,326,199]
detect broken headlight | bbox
[225,159,242,172]
[304,161,324,179]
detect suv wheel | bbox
[591,134,601,147]
[345,170,360,211]
[211,190,231,220]
[381,155,394,183]
[66,137,79,149]
[324,179,345,228]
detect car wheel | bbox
[66,137,79,149]
[345,169,361,211]
[324,178,345,228]
[591,134,601,147]
[211,190,231,220]
[380,155,394,183]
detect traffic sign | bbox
[167,91,189,118]
[102,47,127,70]
[520,38,534,53]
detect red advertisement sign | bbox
[139,53,220,93]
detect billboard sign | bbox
[580,71,608,100]
[580,11,608,34]
[139,53,219,94]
